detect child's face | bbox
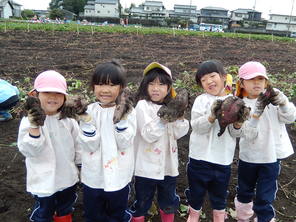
[200,72,226,96]
[147,77,169,103]
[94,83,121,107]
[241,76,267,99]
[38,92,65,115]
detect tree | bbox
[49,0,87,15]
[49,8,65,19]
[21,10,35,19]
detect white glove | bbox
[78,114,96,136]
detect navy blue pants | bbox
[131,176,180,217]
[83,184,131,222]
[237,159,280,222]
[186,158,231,210]
[30,184,77,222]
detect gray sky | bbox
[16,0,296,19]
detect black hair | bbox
[136,68,172,103]
[195,60,226,85]
[90,59,126,90]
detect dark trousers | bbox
[237,159,280,222]
[30,184,77,222]
[83,184,131,222]
[0,95,19,111]
[186,158,231,210]
[131,176,180,217]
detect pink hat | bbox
[239,61,268,80]
[33,70,68,95]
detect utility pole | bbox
[288,0,295,34]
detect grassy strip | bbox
[0,20,295,42]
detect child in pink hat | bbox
[234,61,296,222]
[17,70,81,222]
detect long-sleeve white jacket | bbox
[17,114,81,197]
[134,100,189,180]
[78,102,137,192]
[189,93,240,166]
[237,97,295,163]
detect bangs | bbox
[145,68,172,85]
[196,60,225,84]
[91,61,126,87]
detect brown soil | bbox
[0,30,295,222]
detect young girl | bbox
[77,60,137,222]
[234,61,296,222]
[186,60,242,222]
[17,70,81,222]
[131,62,189,222]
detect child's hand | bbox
[24,97,46,128]
[113,88,134,124]
[270,89,288,106]
[208,99,223,123]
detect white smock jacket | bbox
[189,93,241,166]
[78,102,137,192]
[237,97,296,163]
[17,114,81,197]
[134,100,189,180]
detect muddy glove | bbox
[113,88,134,124]
[208,99,223,123]
[252,93,270,119]
[60,95,90,121]
[24,97,46,128]
[270,89,288,107]
[157,88,189,122]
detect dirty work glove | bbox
[252,92,271,119]
[60,95,89,120]
[208,99,223,123]
[270,89,288,107]
[113,88,134,124]
[24,97,46,128]
[233,106,251,129]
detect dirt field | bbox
[0,30,295,222]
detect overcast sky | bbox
[15,0,296,19]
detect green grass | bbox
[1,20,296,43]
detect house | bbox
[230,8,261,22]
[129,1,167,20]
[169,4,198,23]
[0,0,22,18]
[266,14,296,34]
[198,6,229,27]
[84,0,119,18]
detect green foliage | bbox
[49,8,65,19]
[21,10,35,19]
[50,0,87,14]
[174,71,203,96]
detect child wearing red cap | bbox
[17,70,81,222]
[130,62,189,222]
[234,61,296,222]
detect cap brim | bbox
[143,62,172,78]
[242,72,268,80]
[36,87,68,95]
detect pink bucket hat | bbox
[239,61,268,80]
[32,70,68,95]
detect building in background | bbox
[0,0,22,18]
[129,0,166,20]
[168,4,198,23]
[84,0,119,18]
[266,14,296,35]
[198,6,229,28]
